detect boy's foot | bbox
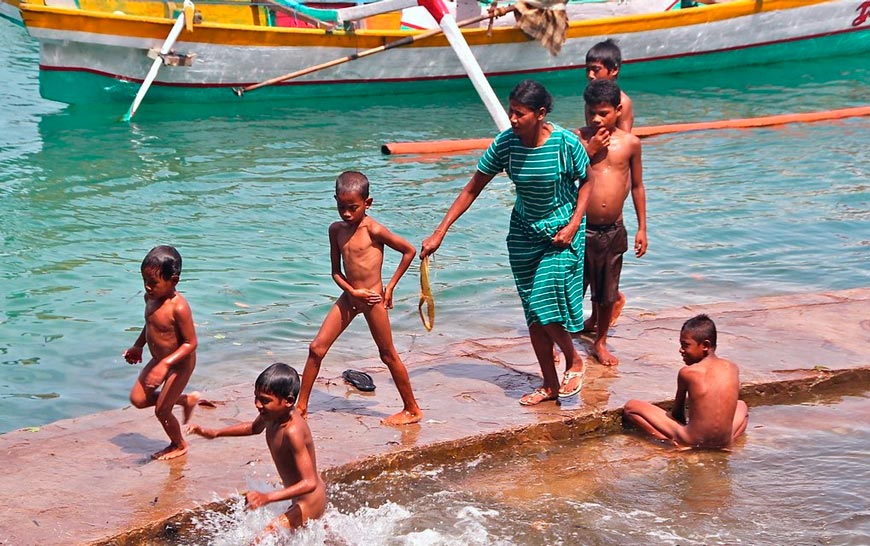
[610,293,626,327]
[382,409,423,426]
[591,342,619,367]
[182,391,201,424]
[519,388,559,406]
[558,369,585,398]
[152,443,189,460]
[580,316,597,334]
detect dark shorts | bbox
[584,220,628,305]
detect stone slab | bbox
[1,288,868,545]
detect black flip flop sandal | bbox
[342,369,376,392]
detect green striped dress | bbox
[477,123,589,331]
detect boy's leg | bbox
[592,300,619,366]
[590,224,628,367]
[623,399,687,446]
[363,304,422,425]
[731,400,749,442]
[130,359,160,409]
[152,360,195,460]
[298,295,358,417]
[252,504,304,545]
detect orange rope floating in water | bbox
[381,105,870,156]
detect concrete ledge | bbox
[2,288,868,546]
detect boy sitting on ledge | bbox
[623,314,748,449]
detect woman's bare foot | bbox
[591,340,619,367]
[152,442,189,460]
[519,388,559,406]
[182,391,200,424]
[382,409,423,426]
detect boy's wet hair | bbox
[336,171,370,199]
[681,314,717,349]
[509,79,553,114]
[256,362,301,403]
[584,79,622,109]
[586,38,622,72]
[141,245,182,280]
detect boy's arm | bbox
[245,424,321,509]
[328,223,345,290]
[618,96,635,132]
[372,223,416,309]
[328,223,358,296]
[629,137,648,258]
[420,170,495,259]
[123,327,147,364]
[188,415,266,439]
[670,368,689,424]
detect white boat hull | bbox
[20,0,870,103]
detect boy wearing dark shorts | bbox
[577,79,647,367]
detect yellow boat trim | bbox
[20,0,838,50]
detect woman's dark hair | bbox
[255,362,301,402]
[141,245,182,280]
[509,79,553,114]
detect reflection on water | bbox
[175,393,869,545]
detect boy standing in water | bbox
[623,314,749,449]
[578,79,647,367]
[123,245,200,460]
[188,363,327,538]
[296,171,422,425]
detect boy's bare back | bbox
[265,412,320,492]
[580,126,642,226]
[623,315,748,450]
[677,355,743,448]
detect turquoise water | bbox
[1,22,869,434]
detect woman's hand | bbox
[552,224,578,248]
[420,230,445,259]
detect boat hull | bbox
[20,0,870,104]
[1,0,22,24]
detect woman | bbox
[420,80,592,406]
